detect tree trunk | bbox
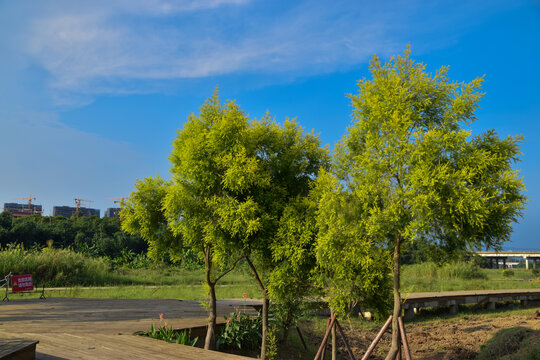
[205,281,217,350]
[280,308,293,344]
[204,247,216,350]
[246,257,268,360]
[385,236,402,360]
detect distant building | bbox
[3,203,43,217]
[53,206,100,218]
[105,207,121,219]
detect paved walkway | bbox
[0,298,259,359]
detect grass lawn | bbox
[402,264,540,293]
[6,265,540,301]
[5,261,540,301]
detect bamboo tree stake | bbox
[398,317,411,360]
[332,311,337,360]
[314,313,337,360]
[335,319,356,360]
[296,326,308,350]
[361,315,393,360]
[321,317,331,360]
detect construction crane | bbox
[107,197,127,206]
[12,193,42,214]
[74,198,93,211]
[13,193,36,209]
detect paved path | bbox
[0,298,259,359]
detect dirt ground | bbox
[327,309,540,360]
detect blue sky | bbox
[0,0,538,249]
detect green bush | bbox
[502,269,515,277]
[135,313,197,346]
[216,308,262,350]
[531,268,540,277]
[0,246,111,286]
[476,327,540,360]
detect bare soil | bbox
[299,309,540,360]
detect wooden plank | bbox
[1,332,253,360]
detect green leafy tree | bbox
[0,211,13,230]
[162,92,328,357]
[318,47,526,359]
[242,118,328,358]
[164,92,257,350]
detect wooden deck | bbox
[1,333,250,360]
[0,298,258,359]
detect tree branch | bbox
[245,256,266,292]
[214,255,246,283]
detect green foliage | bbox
[476,327,540,360]
[121,175,180,261]
[265,325,278,360]
[403,261,486,280]
[532,268,540,277]
[216,309,262,350]
[0,245,111,286]
[0,213,147,260]
[107,249,154,269]
[165,92,260,263]
[314,170,393,317]
[0,211,13,230]
[502,269,515,277]
[136,314,197,346]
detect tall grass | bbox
[0,247,257,295]
[403,261,487,280]
[0,247,112,286]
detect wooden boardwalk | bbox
[403,288,540,319]
[0,298,258,359]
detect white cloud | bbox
[3,0,512,102]
[14,0,401,99]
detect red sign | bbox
[11,274,34,293]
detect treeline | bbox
[0,211,147,258]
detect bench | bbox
[0,338,39,360]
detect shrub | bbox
[265,325,278,360]
[135,313,197,346]
[216,308,262,350]
[531,268,540,277]
[502,269,515,277]
[476,327,540,360]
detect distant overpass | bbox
[476,251,540,270]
